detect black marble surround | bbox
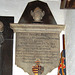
[0,16,14,75]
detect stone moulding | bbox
[10,23,65,33]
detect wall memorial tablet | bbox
[10,24,65,75]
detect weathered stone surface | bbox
[10,24,65,75]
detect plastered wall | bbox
[65,10,75,75]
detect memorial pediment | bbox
[19,1,57,24]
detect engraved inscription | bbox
[16,32,60,64]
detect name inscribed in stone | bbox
[16,32,60,64]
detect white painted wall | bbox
[46,0,67,24]
[65,10,75,75]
